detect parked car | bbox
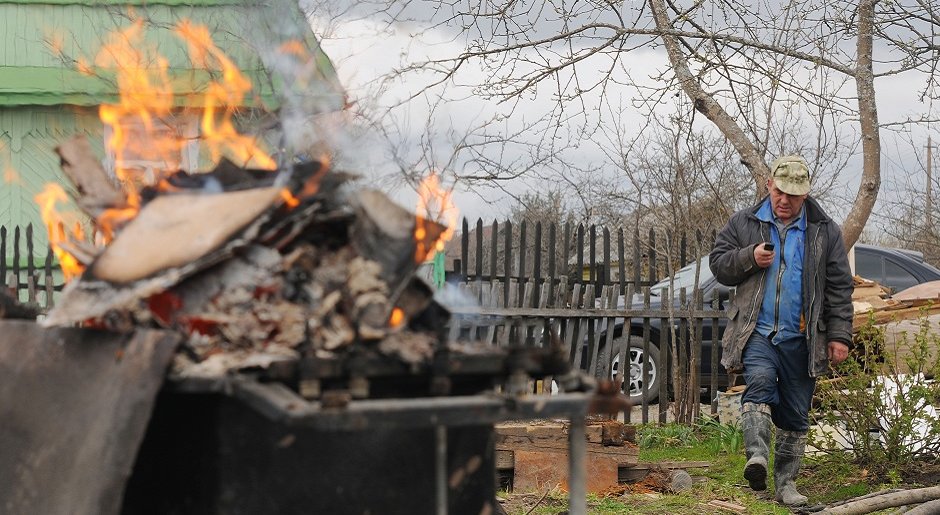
[852,244,940,294]
[600,244,940,404]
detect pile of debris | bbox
[40,136,478,379]
[851,276,940,330]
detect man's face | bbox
[767,178,807,223]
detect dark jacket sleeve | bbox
[822,224,854,347]
[709,211,760,286]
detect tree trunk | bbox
[648,0,770,189]
[840,0,880,249]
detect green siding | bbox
[0,2,343,108]
[0,106,100,256]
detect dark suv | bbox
[605,244,940,403]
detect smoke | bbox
[235,1,346,164]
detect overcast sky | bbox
[302,1,940,231]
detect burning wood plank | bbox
[351,189,446,300]
[91,187,283,284]
[55,136,129,218]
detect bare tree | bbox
[333,0,940,248]
[867,132,940,266]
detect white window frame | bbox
[103,112,200,184]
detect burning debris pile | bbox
[42,136,467,379]
[26,18,582,400]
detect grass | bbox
[499,416,881,515]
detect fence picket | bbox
[658,286,668,424]
[548,222,556,302]
[710,289,721,416]
[518,220,527,290]
[588,224,596,284]
[648,228,657,285]
[617,228,625,295]
[460,218,469,279]
[532,221,542,309]
[503,221,512,306]
[641,286,651,424]
[498,280,518,347]
[585,285,606,377]
[678,286,689,422]
[521,281,535,345]
[563,283,582,360]
[484,282,501,344]
[620,284,634,424]
[44,247,54,308]
[490,219,498,284]
[692,288,704,423]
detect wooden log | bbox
[907,498,940,515]
[819,485,940,514]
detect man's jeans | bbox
[740,332,816,431]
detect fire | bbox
[389,307,405,328]
[36,19,311,281]
[94,19,176,211]
[279,189,300,209]
[175,20,276,170]
[71,19,276,240]
[414,172,458,263]
[34,184,85,279]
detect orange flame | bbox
[175,20,276,170]
[414,172,458,263]
[389,307,405,328]
[95,19,177,209]
[81,19,278,237]
[34,184,85,280]
[279,189,300,209]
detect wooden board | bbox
[495,420,639,469]
[512,449,619,494]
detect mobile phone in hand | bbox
[764,243,775,251]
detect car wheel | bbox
[608,335,662,404]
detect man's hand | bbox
[828,341,849,365]
[753,244,774,268]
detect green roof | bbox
[0,2,344,110]
[1,1,247,5]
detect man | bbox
[709,156,854,507]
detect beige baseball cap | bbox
[769,155,811,196]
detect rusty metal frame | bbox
[168,374,591,515]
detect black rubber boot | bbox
[774,430,809,507]
[741,402,772,491]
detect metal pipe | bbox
[568,415,587,515]
[435,425,447,515]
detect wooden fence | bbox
[448,218,716,297]
[446,276,729,424]
[1,225,61,309]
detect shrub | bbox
[810,310,940,477]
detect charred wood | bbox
[54,135,129,218]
